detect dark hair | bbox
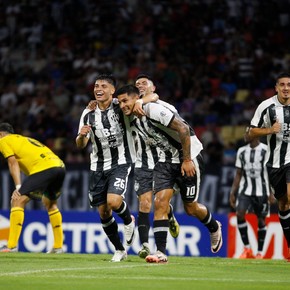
[276,72,290,82]
[0,122,14,133]
[115,85,140,97]
[95,74,117,87]
[135,74,152,82]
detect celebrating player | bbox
[249,72,290,261]
[115,84,223,263]
[133,74,180,258]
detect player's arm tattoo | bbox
[169,117,191,160]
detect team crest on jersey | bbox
[160,111,166,117]
[110,112,120,122]
[285,109,290,117]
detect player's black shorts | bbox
[267,165,290,199]
[236,193,269,218]
[134,168,153,196]
[89,164,134,207]
[153,154,204,203]
[19,166,66,201]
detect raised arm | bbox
[76,125,91,149]
[133,93,159,117]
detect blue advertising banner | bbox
[0,210,227,258]
[0,164,236,214]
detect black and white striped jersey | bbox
[129,102,203,164]
[78,99,135,171]
[235,142,270,197]
[132,99,178,170]
[131,126,159,170]
[251,95,290,168]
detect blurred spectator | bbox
[0,83,17,108]
[17,77,35,96]
[0,0,289,164]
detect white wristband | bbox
[136,99,144,105]
[15,184,21,190]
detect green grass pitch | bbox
[0,253,289,290]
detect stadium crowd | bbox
[0,0,290,164]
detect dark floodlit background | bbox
[0,0,288,213]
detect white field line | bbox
[0,264,147,276]
[37,275,290,283]
[0,264,289,283]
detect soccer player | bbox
[115,85,223,263]
[229,127,271,259]
[249,72,290,262]
[76,74,158,262]
[0,123,65,253]
[134,74,180,258]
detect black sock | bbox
[114,201,132,225]
[153,220,168,254]
[279,209,290,248]
[138,212,150,244]
[200,208,218,233]
[101,216,124,251]
[257,226,266,252]
[237,219,250,246]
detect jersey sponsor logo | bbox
[94,127,124,149]
[247,165,262,179]
[280,123,290,142]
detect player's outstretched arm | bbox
[133,93,159,117]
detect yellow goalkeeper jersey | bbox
[0,134,64,175]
